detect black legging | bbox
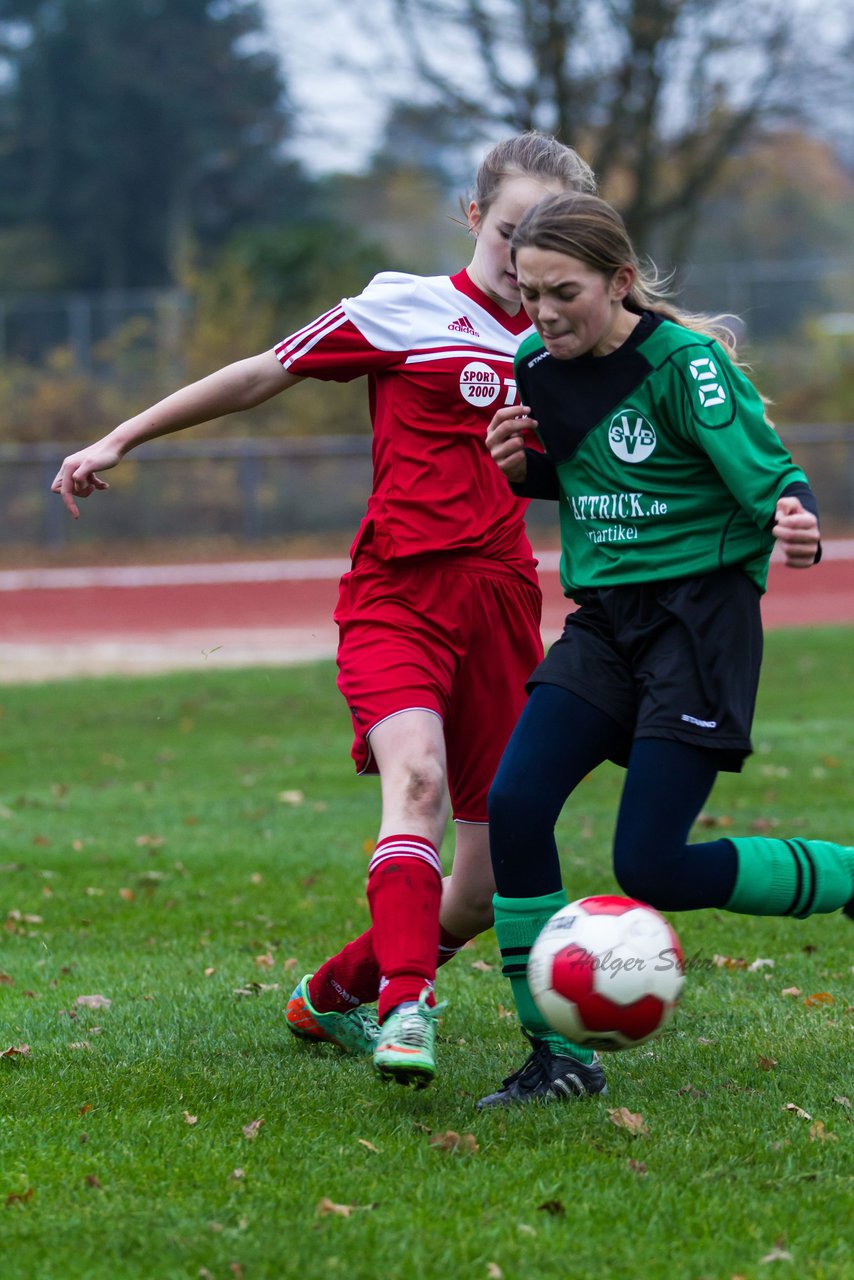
[488,683,738,909]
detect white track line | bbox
[1,541,852,592]
[0,558,350,591]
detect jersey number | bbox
[689,357,727,408]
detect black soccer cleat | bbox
[843,898,854,922]
[476,1033,607,1109]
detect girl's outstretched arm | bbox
[52,350,300,518]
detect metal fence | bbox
[0,258,852,367]
[3,426,852,555]
[0,289,187,369]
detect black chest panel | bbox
[517,312,660,466]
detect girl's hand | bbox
[51,439,124,519]
[772,495,820,568]
[485,405,538,485]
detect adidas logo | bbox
[448,314,480,337]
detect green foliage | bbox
[181,218,383,371]
[1,632,852,1278]
[177,219,387,436]
[0,213,389,443]
[677,131,854,340]
[764,322,854,425]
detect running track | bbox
[1,543,853,683]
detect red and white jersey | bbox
[274,268,537,575]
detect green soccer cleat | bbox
[373,989,445,1088]
[286,973,380,1056]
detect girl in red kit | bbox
[53,133,596,1088]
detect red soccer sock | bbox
[307,922,470,1014]
[367,834,443,1022]
[307,930,380,1014]
[437,924,470,968]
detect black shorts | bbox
[528,568,763,772]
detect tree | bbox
[0,0,307,288]
[679,130,854,337]
[351,0,851,260]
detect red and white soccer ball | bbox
[528,895,685,1051]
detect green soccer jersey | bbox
[515,312,809,595]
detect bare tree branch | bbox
[371,0,837,257]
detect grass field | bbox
[1,628,852,1280]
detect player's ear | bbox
[610,264,635,301]
[467,200,481,236]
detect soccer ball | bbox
[527,895,685,1051]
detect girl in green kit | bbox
[479,192,853,1108]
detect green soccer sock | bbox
[493,890,595,1064]
[725,836,854,918]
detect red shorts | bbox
[334,552,543,823]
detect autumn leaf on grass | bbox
[357,1139,380,1154]
[75,994,111,1011]
[0,973,14,986]
[804,992,834,1008]
[782,1103,812,1120]
[1,1044,30,1059]
[183,1111,198,1126]
[6,909,43,926]
[234,982,280,997]
[808,1121,838,1143]
[537,1200,565,1216]
[607,1107,649,1136]
[428,1130,479,1154]
[677,1083,707,1098]
[757,1056,778,1071]
[135,834,165,849]
[470,960,494,972]
[780,987,801,998]
[487,1264,504,1279]
[317,1198,353,1218]
[759,1238,793,1264]
[316,1197,377,1218]
[5,1188,34,1206]
[695,812,734,829]
[254,952,275,969]
[242,1118,264,1141]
